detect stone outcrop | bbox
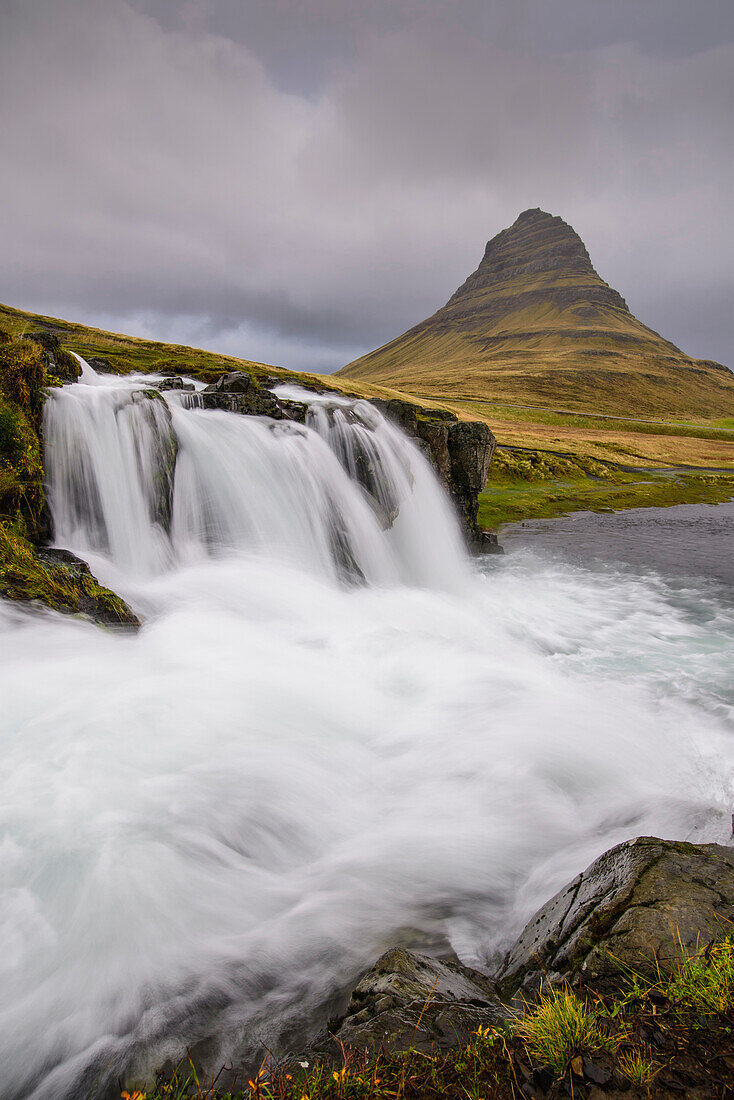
[129,390,178,532]
[310,948,507,1059]
[497,836,734,1001]
[369,398,500,551]
[199,371,307,422]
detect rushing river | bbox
[1,364,733,1099]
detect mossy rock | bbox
[310,948,507,1059]
[0,525,139,628]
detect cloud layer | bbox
[1,0,732,371]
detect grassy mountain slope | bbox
[339,208,734,419]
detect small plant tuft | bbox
[514,985,613,1075]
[618,1046,660,1089]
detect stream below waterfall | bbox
[1,362,733,1099]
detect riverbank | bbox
[133,837,734,1100]
[478,446,734,529]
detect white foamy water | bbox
[1,363,733,1098]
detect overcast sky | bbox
[1,0,732,372]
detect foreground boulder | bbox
[310,948,507,1058]
[497,836,734,1000]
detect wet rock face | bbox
[446,422,495,492]
[311,948,507,1058]
[497,837,734,1001]
[157,374,195,392]
[129,391,179,532]
[369,399,499,551]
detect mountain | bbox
[338,209,734,418]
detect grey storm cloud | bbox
[0,0,732,371]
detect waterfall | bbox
[43,360,467,586]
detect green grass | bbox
[620,931,734,1023]
[617,1048,660,1088]
[0,334,46,532]
[477,448,734,528]
[514,987,615,1075]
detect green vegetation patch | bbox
[0,332,47,532]
[478,449,734,528]
[488,447,621,483]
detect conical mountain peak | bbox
[448,208,619,308]
[338,209,734,418]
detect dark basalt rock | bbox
[496,836,734,1001]
[200,371,307,422]
[310,948,507,1058]
[156,375,194,392]
[128,391,178,532]
[87,356,112,373]
[294,835,734,1069]
[36,547,93,572]
[372,398,500,551]
[26,331,59,352]
[446,421,495,492]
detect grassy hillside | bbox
[339,209,734,419]
[0,300,412,403]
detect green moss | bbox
[0,338,46,532]
[51,345,81,382]
[0,523,139,627]
[0,335,47,426]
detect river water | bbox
[1,366,732,1098]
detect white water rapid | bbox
[1,362,733,1098]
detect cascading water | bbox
[1,359,733,1099]
[44,365,467,588]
